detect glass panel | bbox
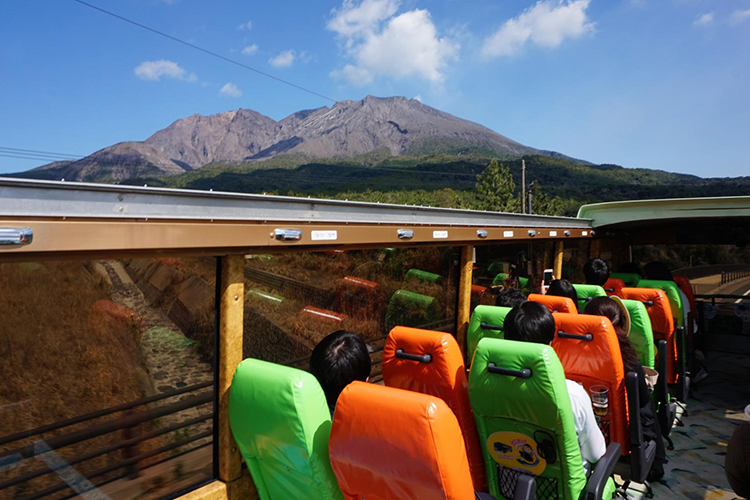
[0,258,216,500]
[244,247,459,381]
[561,240,591,284]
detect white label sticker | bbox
[433,230,448,239]
[549,231,558,237]
[582,231,588,236]
[311,230,338,241]
[503,231,514,238]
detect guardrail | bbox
[674,264,750,280]
[720,269,750,285]
[0,382,213,500]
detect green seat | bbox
[637,280,685,328]
[621,299,655,369]
[228,358,344,500]
[469,338,619,500]
[610,273,641,287]
[404,268,443,285]
[466,305,512,362]
[493,273,532,292]
[487,260,510,277]
[384,289,440,332]
[571,284,607,311]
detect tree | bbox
[475,159,518,212]
[527,181,565,216]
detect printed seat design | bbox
[528,294,578,314]
[467,305,512,361]
[382,326,487,490]
[228,358,343,500]
[469,338,619,500]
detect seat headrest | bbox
[610,273,642,287]
[330,382,475,500]
[621,299,655,369]
[620,287,674,335]
[571,284,607,300]
[604,278,625,296]
[528,293,577,314]
[636,280,684,326]
[467,305,512,360]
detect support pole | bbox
[554,241,564,280]
[457,246,474,360]
[218,255,245,484]
[521,159,527,214]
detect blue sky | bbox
[1,0,749,177]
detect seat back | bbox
[621,288,677,384]
[637,280,685,328]
[571,284,608,310]
[551,313,629,454]
[329,382,475,500]
[621,299,655,369]
[228,358,344,500]
[603,278,625,297]
[469,338,588,500]
[382,326,487,490]
[528,293,578,314]
[466,305,512,361]
[672,275,696,314]
[610,273,641,287]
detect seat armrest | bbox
[585,442,621,500]
[625,371,642,446]
[514,474,535,500]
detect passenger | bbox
[726,416,750,498]
[643,261,674,282]
[584,258,611,286]
[584,297,667,480]
[309,330,371,415]
[547,279,579,304]
[619,261,643,276]
[495,288,526,308]
[504,302,606,473]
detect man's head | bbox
[546,279,578,303]
[504,302,556,346]
[309,330,371,412]
[496,288,527,308]
[584,258,610,286]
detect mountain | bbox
[22,96,550,182]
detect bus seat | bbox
[228,358,344,500]
[571,284,608,311]
[384,289,441,332]
[551,314,656,486]
[637,280,685,328]
[469,338,620,500]
[493,273,532,292]
[528,293,578,314]
[404,268,444,286]
[467,305,512,362]
[333,276,384,321]
[382,326,487,491]
[329,382,516,500]
[472,284,489,308]
[603,278,625,297]
[672,275,696,313]
[610,273,641,287]
[620,299,655,370]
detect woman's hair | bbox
[504,302,556,345]
[547,279,578,303]
[584,297,640,372]
[644,261,674,282]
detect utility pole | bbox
[521,159,527,214]
[528,181,533,214]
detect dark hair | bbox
[496,288,527,308]
[309,330,371,412]
[584,258,610,286]
[547,279,578,303]
[584,297,640,372]
[504,302,556,346]
[618,262,643,276]
[644,261,674,282]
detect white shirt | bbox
[566,380,607,473]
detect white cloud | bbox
[241,44,259,56]
[693,12,714,26]
[413,95,422,102]
[328,1,458,86]
[482,0,595,58]
[269,49,296,68]
[219,83,242,98]
[729,8,750,25]
[238,20,252,30]
[134,60,196,82]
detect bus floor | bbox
[622,351,749,499]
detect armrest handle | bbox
[585,442,621,500]
[395,349,432,363]
[557,331,593,341]
[487,363,532,379]
[480,322,504,332]
[514,474,536,500]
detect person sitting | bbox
[504,302,606,473]
[643,261,674,282]
[495,288,526,308]
[584,297,667,480]
[547,279,579,304]
[619,261,643,277]
[584,258,610,287]
[309,330,371,415]
[726,416,750,498]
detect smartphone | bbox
[542,269,554,294]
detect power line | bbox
[0,153,75,162]
[0,147,83,160]
[70,0,338,104]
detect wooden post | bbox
[218,254,245,484]
[457,246,474,360]
[590,237,601,259]
[553,241,564,280]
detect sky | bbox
[1,0,749,177]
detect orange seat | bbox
[329,382,476,500]
[551,313,629,454]
[603,278,625,297]
[382,326,486,490]
[528,293,578,314]
[621,287,678,384]
[672,275,695,312]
